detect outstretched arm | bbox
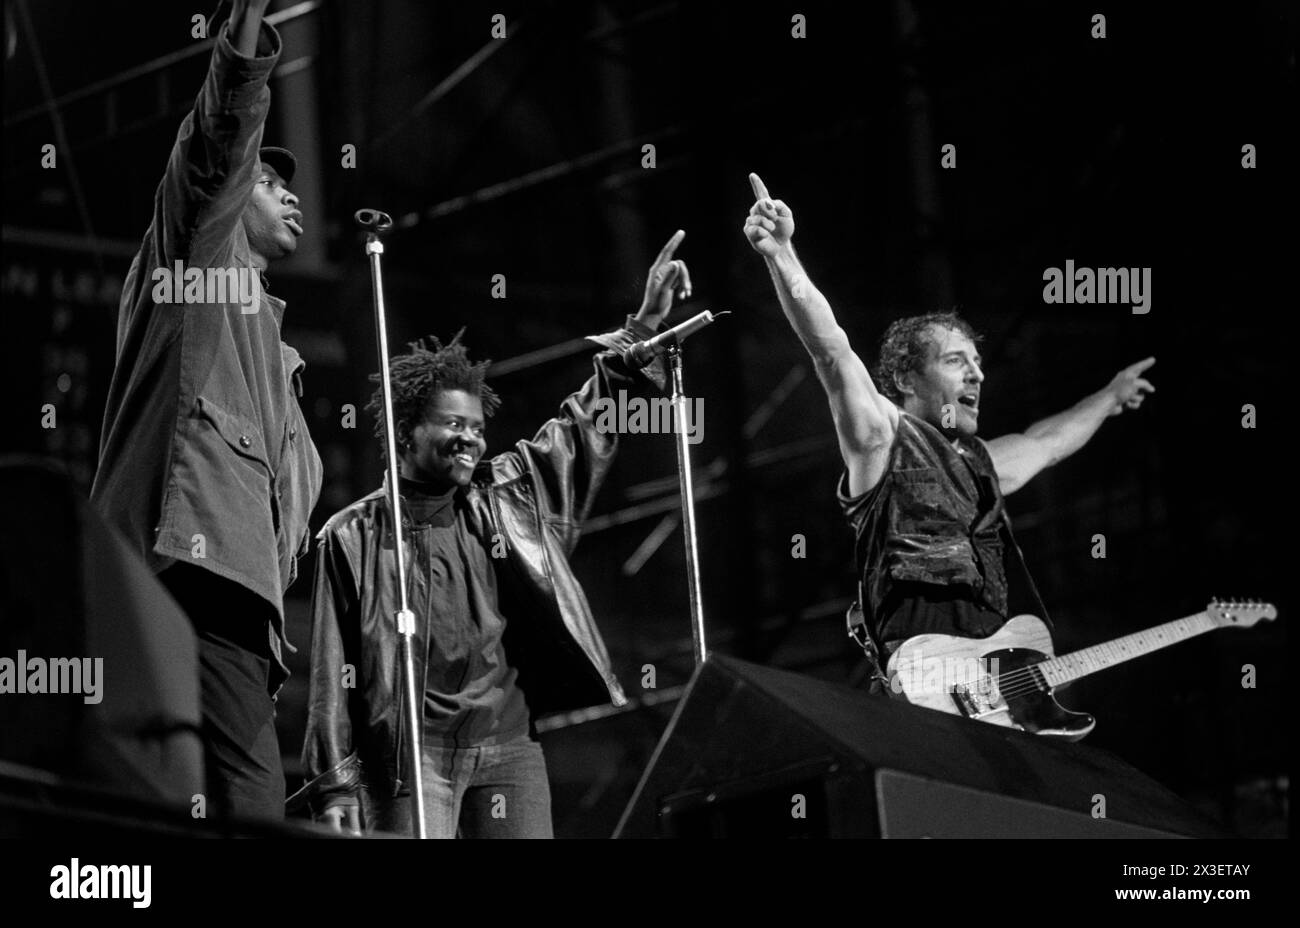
[151,0,279,269]
[986,357,1156,495]
[490,232,688,550]
[744,173,897,496]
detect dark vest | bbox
[838,412,1010,633]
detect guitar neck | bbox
[1037,611,1218,687]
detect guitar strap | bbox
[998,509,1055,633]
[968,441,1057,634]
[846,530,889,687]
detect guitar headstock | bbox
[1206,599,1278,627]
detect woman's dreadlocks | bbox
[365,329,500,452]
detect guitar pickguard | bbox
[960,647,1094,740]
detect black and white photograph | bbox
[1,0,1291,909]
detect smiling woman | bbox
[365,331,501,484]
[404,389,488,488]
[296,304,672,838]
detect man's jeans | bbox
[370,735,553,838]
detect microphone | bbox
[623,310,729,370]
[354,208,394,233]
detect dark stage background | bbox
[3,0,1292,837]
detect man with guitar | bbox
[741,172,1158,717]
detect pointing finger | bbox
[1129,356,1156,374]
[749,172,771,201]
[655,229,685,265]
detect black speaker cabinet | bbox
[0,459,203,811]
[615,654,1226,838]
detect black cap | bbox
[258,146,297,186]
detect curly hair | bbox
[365,329,500,453]
[874,312,982,404]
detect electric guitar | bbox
[886,599,1277,740]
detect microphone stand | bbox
[357,209,427,839]
[667,343,708,665]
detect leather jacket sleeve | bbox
[291,521,364,816]
[490,316,668,555]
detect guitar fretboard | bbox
[1038,611,1216,687]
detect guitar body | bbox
[887,615,1097,741]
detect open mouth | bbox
[957,395,979,411]
[451,452,476,468]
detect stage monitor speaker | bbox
[0,458,203,816]
[615,654,1226,838]
[874,769,1179,838]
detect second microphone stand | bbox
[667,344,708,666]
[360,212,427,839]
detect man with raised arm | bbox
[742,172,1154,671]
[91,0,321,819]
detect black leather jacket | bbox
[291,319,665,815]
